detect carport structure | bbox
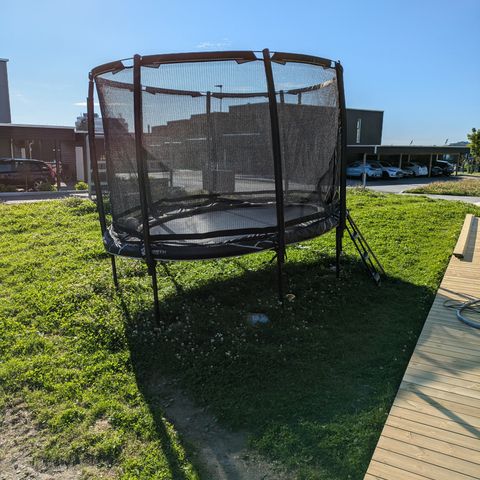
[348,144,471,184]
[0,123,79,186]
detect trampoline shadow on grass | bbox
[121,255,434,479]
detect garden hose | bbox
[444,298,480,329]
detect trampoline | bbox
[87,49,347,313]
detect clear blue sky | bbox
[1,0,478,144]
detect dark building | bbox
[346,108,383,145]
[145,102,339,179]
[344,109,469,171]
[0,59,11,124]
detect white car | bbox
[346,162,382,178]
[372,161,404,179]
[402,162,428,177]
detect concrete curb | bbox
[0,190,87,199]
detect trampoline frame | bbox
[87,48,347,318]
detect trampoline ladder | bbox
[345,211,385,285]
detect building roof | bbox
[348,144,470,155]
[0,123,75,141]
[0,122,74,130]
[346,107,384,113]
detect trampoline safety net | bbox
[92,51,342,260]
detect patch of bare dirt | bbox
[0,403,113,480]
[1,388,292,480]
[152,377,292,480]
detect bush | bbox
[0,183,16,192]
[36,182,57,192]
[75,181,89,191]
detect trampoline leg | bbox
[110,255,119,290]
[150,261,161,326]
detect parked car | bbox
[434,160,455,176]
[373,161,405,179]
[431,165,444,176]
[346,161,382,179]
[402,162,428,177]
[0,158,56,191]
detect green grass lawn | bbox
[406,177,480,196]
[1,191,479,479]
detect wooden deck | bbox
[365,215,480,480]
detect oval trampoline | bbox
[87,49,347,311]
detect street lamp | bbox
[215,84,223,112]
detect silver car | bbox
[346,161,382,178]
[402,162,428,176]
[372,161,404,179]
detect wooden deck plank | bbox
[389,406,480,439]
[365,215,480,479]
[405,366,480,390]
[402,373,480,400]
[399,382,480,410]
[407,359,480,382]
[392,391,480,429]
[368,460,433,480]
[381,425,480,465]
[375,437,480,477]
[453,214,475,258]
[409,351,480,374]
[372,448,475,480]
[386,415,480,451]
[395,388,480,420]
[417,337,480,353]
[426,316,480,332]
[414,345,480,362]
[421,316,480,333]
[415,339,480,356]
[416,332,480,351]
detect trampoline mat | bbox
[104,202,339,260]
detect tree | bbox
[467,128,480,172]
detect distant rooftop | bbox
[348,144,470,155]
[0,122,73,130]
[346,107,384,113]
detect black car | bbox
[0,158,56,190]
[430,165,444,176]
[434,160,455,176]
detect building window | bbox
[356,118,362,144]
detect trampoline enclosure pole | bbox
[335,62,348,278]
[88,76,119,290]
[133,54,160,322]
[87,76,107,234]
[262,48,286,301]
